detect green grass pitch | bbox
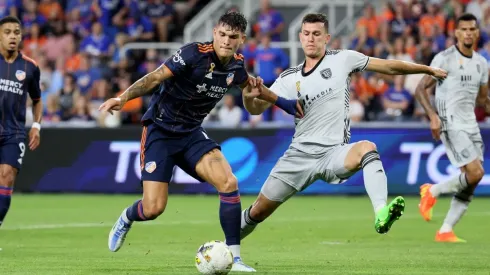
[1,195,490,274]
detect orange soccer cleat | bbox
[419,183,437,221]
[435,231,467,243]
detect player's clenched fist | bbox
[99,97,125,115]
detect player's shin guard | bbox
[0,187,12,227]
[361,151,388,213]
[125,199,149,222]
[440,186,472,233]
[240,205,261,240]
[219,190,242,258]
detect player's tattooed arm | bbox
[118,64,173,104]
[366,58,447,80]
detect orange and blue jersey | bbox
[141,41,249,134]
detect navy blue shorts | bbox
[0,135,26,171]
[140,123,220,183]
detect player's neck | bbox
[456,43,473,58]
[0,48,18,63]
[304,50,325,71]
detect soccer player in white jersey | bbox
[237,13,447,239]
[415,13,489,243]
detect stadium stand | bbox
[6,0,488,128]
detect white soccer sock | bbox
[229,245,240,259]
[361,151,388,214]
[430,173,468,197]
[439,196,470,233]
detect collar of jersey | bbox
[301,51,327,77]
[455,45,473,59]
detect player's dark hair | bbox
[302,13,329,32]
[0,16,21,27]
[217,11,247,33]
[456,13,478,28]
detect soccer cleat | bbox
[374,196,405,234]
[419,183,437,221]
[435,231,466,243]
[108,209,132,252]
[230,257,256,272]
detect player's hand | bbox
[244,76,263,99]
[28,128,40,151]
[429,67,447,81]
[429,114,441,141]
[98,97,125,115]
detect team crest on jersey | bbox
[226,72,234,86]
[320,68,332,79]
[296,81,301,97]
[145,161,157,173]
[477,64,481,73]
[15,70,26,81]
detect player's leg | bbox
[180,128,253,271]
[108,124,174,252]
[435,136,484,243]
[0,164,16,227]
[192,148,256,272]
[419,130,482,222]
[0,138,25,227]
[240,176,297,240]
[241,147,312,240]
[342,140,405,234]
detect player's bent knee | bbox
[356,140,377,156]
[0,165,16,187]
[217,175,238,193]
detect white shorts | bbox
[440,129,484,168]
[267,143,357,192]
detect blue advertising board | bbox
[17,127,490,195]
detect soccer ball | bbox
[195,240,233,274]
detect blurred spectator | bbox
[80,22,113,58]
[243,34,289,87]
[349,92,365,123]
[218,94,242,128]
[253,0,284,41]
[379,75,413,121]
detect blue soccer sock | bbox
[219,190,242,258]
[0,186,13,227]
[125,199,149,222]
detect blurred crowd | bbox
[7,0,489,128]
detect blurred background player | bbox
[237,13,447,240]
[0,16,42,227]
[416,13,490,243]
[99,11,300,272]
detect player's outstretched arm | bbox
[366,57,447,79]
[415,75,441,140]
[241,76,303,117]
[99,64,173,114]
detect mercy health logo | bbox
[110,137,258,184]
[400,142,490,185]
[0,78,24,95]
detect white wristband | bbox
[32,122,41,130]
